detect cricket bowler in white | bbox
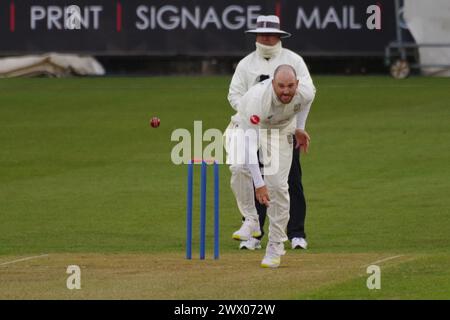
[228,15,315,251]
[227,64,315,268]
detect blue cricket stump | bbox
[186,159,219,260]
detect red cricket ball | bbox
[150,117,160,128]
[250,115,260,125]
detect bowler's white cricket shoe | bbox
[232,219,261,241]
[261,242,286,268]
[291,237,308,250]
[239,238,262,250]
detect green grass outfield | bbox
[0,76,449,299]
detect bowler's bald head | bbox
[273,64,297,82]
[272,64,299,104]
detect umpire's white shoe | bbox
[239,238,262,250]
[232,219,261,241]
[291,237,308,249]
[261,242,286,268]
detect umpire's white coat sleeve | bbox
[228,62,248,111]
[295,56,314,88]
[295,82,316,130]
[294,57,316,130]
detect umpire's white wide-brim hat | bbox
[245,15,291,38]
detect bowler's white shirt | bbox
[235,78,314,131]
[230,79,314,188]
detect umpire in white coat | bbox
[228,15,316,251]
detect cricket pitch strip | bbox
[0,252,415,299]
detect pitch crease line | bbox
[0,254,49,267]
[364,254,404,267]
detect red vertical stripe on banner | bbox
[10,2,15,32]
[275,0,281,21]
[116,2,122,32]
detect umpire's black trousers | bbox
[254,136,307,240]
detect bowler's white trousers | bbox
[227,121,293,243]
